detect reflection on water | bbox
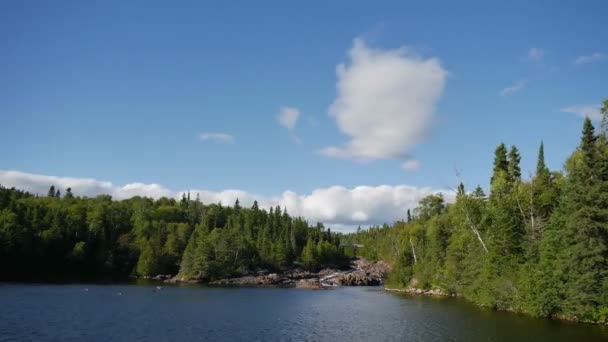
[0,282,607,341]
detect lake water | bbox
[1,282,607,341]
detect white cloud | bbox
[0,170,451,232]
[561,104,602,121]
[277,107,300,131]
[277,107,301,143]
[0,170,173,200]
[500,80,526,96]
[528,48,544,61]
[321,38,447,161]
[401,160,421,170]
[199,132,235,144]
[575,53,605,65]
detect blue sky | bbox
[1,1,607,229]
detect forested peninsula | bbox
[1,105,608,324]
[344,111,608,324]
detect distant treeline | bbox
[0,187,348,281]
[342,107,608,323]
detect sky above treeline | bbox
[1,1,607,231]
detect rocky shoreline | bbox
[162,258,391,289]
[384,286,459,297]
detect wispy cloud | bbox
[321,38,447,161]
[0,170,452,231]
[500,80,526,96]
[561,104,602,121]
[277,107,301,143]
[199,132,235,144]
[528,47,544,61]
[277,107,300,131]
[401,160,421,171]
[575,53,605,65]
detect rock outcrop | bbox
[166,258,392,289]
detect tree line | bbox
[2,100,606,323]
[0,189,348,281]
[343,101,608,323]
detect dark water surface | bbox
[1,282,607,341]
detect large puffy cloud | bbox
[0,170,451,232]
[321,38,447,161]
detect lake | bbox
[1,282,607,341]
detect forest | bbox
[1,102,607,324]
[0,187,348,281]
[343,109,608,323]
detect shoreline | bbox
[164,258,391,289]
[384,287,606,326]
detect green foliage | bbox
[343,107,608,323]
[0,186,346,280]
[2,98,608,323]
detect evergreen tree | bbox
[136,240,158,276]
[301,237,318,271]
[508,146,522,183]
[491,143,508,186]
[47,186,56,198]
[65,187,74,199]
[473,186,485,198]
[600,98,608,137]
[538,118,608,320]
[536,141,548,176]
[457,182,465,196]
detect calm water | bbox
[1,282,607,341]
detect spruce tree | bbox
[65,187,74,199]
[536,141,548,176]
[491,143,508,187]
[538,118,608,320]
[508,146,522,183]
[600,98,608,137]
[47,186,56,198]
[457,182,465,197]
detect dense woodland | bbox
[344,104,608,323]
[0,188,348,281]
[2,102,607,323]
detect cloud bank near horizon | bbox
[0,170,452,232]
